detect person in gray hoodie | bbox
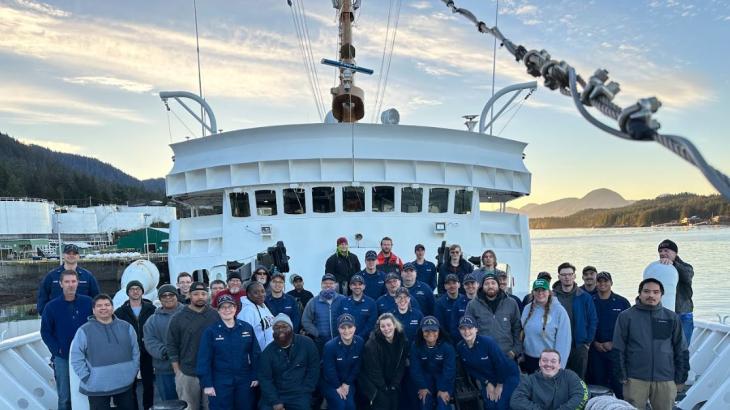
[511,349,589,410]
[143,284,185,402]
[612,278,689,410]
[70,293,139,409]
[464,272,522,358]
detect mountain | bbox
[0,132,166,205]
[518,188,634,218]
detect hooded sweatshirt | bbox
[70,316,140,396]
[510,369,589,410]
[166,304,219,376]
[143,303,185,374]
[237,296,275,351]
[521,299,572,368]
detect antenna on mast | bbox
[325,0,372,123]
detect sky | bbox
[1,0,728,207]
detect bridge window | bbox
[455,189,473,215]
[283,188,306,214]
[229,192,251,217]
[428,188,448,213]
[372,186,394,212]
[313,186,335,213]
[401,187,423,213]
[343,186,365,212]
[255,190,277,216]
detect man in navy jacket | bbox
[37,244,99,314]
[342,274,378,339]
[266,272,301,333]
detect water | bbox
[530,226,730,321]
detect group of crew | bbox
[37,237,693,410]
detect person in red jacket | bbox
[377,236,403,274]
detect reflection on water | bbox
[530,226,730,321]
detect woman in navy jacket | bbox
[322,313,365,410]
[197,294,260,410]
[409,316,456,410]
[456,315,520,410]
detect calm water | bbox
[530,226,730,321]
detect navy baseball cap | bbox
[463,274,477,284]
[596,271,612,282]
[385,272,401,282]
[190,282,208,293]
[322,273,337,282]
[403,262,416,271]
[444,274,460,283]
[421,316,440,331]
[350,274,364,284]
[365,250,377,260]
[458,315,477,329]
[338,313,356,327]
[216,294,235,308]
[414,244,425,251]
[63,244,80,254]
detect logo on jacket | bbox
[215,335,224,341]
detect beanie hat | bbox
[157,284,177,298]
[337,237,348,246]
[126,280,144,294]
[272,313,293,328]
[658,239,678,253]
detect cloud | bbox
[62,76,155,93]
[515,5,538,15]
[16,137,84,153]
[409,96,442,106]
[13,0,69,17]
[409,1,431,10]
[415,62,461,77]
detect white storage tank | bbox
[53,208,99,234]
[0,198,53,234]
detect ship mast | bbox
[330,0,365,123]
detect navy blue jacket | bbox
[393,308,424,342]
[322,335,365,389]
[434,293,469,343]
[360,269,386,300]
[593,292,631,343]
[556,286,598,345]
[196,319,260,388]
[342,295,378,339]
[413,260,438,290]
[302,293,346,341]
[437,259,474,295]
[259,334,320,407]
[37,265,99,314]
[405,281,436,316]
[376,294,422,316]
[266,293,302,333]
[40,295,93,359]
[410,340,456,393]
[456,335,519,385]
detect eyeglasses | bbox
[558,273,574,277]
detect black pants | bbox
[132,354,154,409]
[88,386,135,410]
[520,355,540,374]
[368,388,399,410]
[587,347,624,399]
[567,343,590,380]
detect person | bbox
[658,239,695,344]
[37,243,99,314]
[522,271,552,307]
[520,279,572,374]
[377,236,404,274]
[473,249,505,287]
[510,349,589,410]
[258,313,320,410]
[176,272,193,304]
[114,280,156,410]
[580,266,598,295]
[238,281,275,351]
[197,294,260,410]
[325,236,362,294]
[359,313,409,410]
[553,262,598,380]
[342,274,378,339]
[251,265,271,291]
[287,273,314,314]
[167,282,220,410]
[302,273,347,352]
[70,294,140,410]
[413,244,438,290]
[376,272,422,315]
[322,313,365,410]
[143,284,185,402]
[497,271,523,313]
[434,273,469,343]
[212,272,246,314]
[210,279,227,300]
[587,271,630,398]
[463,273,479,300]
[612,278,689,410]
[360,250,386,300]
[402,262,436,316]
[464,273,522,359]
[456,316,520,410]
[410,316,456,410]
[392,287,424,342]
[437,244,474,295]
[40,269,93,410]
[266,271,301,333]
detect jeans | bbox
[679,312,694,346]
[53,356,71,410]
[155,372,178,402]
[87,386,135,410]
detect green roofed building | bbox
[116,227,169,253]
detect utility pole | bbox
[143,213,151,260]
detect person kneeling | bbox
[510,349,589,410]
[322,313,365,410]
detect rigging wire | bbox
[169,106,198,138]
[193,0,206,136]
[489,0,498,135]
[439,0,730,200]
[295,0,327,116]
[288,0,326,120]
[370,0,395,123]
[374,0,401,121]
[496,90,533,138]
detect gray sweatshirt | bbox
[510,369,589,410]
[465,290,522,355]
[166,305,219,376]
[70,316,140,396]
[143,303,184,374]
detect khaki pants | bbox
[175,371,209,410]
[623,378,677,410]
